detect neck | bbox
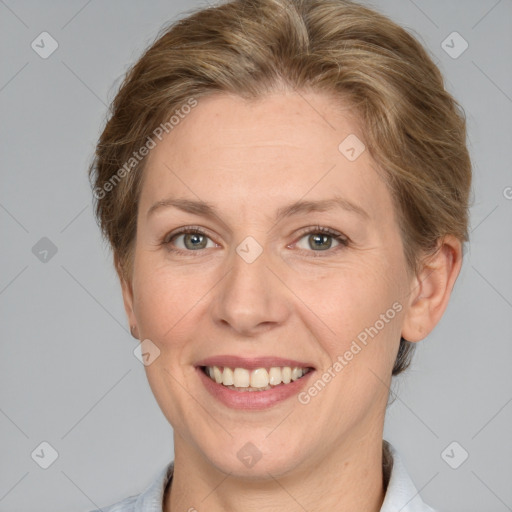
[165,433,386,512]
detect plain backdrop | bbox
[1,1,511,511]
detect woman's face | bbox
[122,91,416,477]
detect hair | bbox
[88,0,472,376]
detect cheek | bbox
[135,269,201,426]
[306,258,405,377]
[308,269,403,419]
[316,262,401,331]
[132,260,202,343]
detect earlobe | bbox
[130,324,139,340]
[401,235,463,343]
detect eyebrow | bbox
[146,195,370,223]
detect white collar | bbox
[380,440,438,512]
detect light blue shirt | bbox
[90,440,437,512]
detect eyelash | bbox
[161,225,349,258]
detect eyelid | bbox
[293,225,348,243]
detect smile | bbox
[202,365,313,391]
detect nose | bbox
[211,244,291,336]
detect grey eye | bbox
[295,232,341,251]
[171,232,215,251]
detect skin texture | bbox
[119,91,462,512]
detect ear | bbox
[401,235,463,342]
[115,254,139,339]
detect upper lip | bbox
[196,355,316,370]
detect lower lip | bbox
[196,367,315,410]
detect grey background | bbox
[1,0,511,511]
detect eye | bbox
[161,225,349,257]
[293,226,349,255]
[162,227,217,255]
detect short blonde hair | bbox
[89,0,472,375]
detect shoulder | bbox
[88,495,138,512]
[88,462,174,512]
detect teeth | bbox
[291,367,303,381]
[213,366,223,384]
[222,367,234,385]
[204,365,309,390]
[233,368,250,387]
[268,367,282,385]
[250,368,269,388]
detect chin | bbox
[196,432,306,479]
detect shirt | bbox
[90,440,438,512]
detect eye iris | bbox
[309,233,332,250]
[184,233,207,250]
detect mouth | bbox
[194,356,316,409]
[200,365,314,391]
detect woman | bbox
[89,0,471,510]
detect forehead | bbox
[140,91,392,224]
[152,91,362,163]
